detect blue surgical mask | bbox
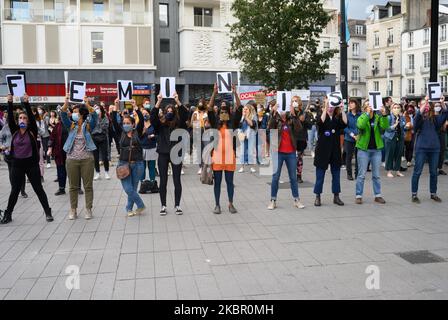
[144,104,151,110]
[19,122,27,129]
[72,113,80,122]
[123,124,133,132]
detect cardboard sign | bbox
[6,75,26,97]
[216,72,232,93]
[327,91,343,108]
[117,80,133,101]
[277,91,292,113]
[368,91,383,111]
[427,82,442,101]
[254,92,266,105]
[70,81,86,103]
[160,77,176,98]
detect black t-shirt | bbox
[368,116,377,150]
[119,133,143,162]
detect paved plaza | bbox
[0,154,448,300]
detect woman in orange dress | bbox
[207,83,242,214]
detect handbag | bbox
[200,164,214,185]
[116,134,133,180]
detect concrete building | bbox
[0,0,157,105]
[401,1,448,99]
[366,1,402,102]
[347,19,367,99]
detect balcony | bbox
[3,7,76,23]
[80,11,151,25]
[420,66,430,74]
[405,68,415,75]
[371,69,380,77]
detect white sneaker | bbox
[407,162,413,167]
[311,151,315,158]
[181,169,185,175]
[94,173,100,180]
[341,165,346,170]
[250,167,256,173]
[104,172,111,180]
[293,199,305,209]
[175,206,183,215]
[46,163,51,169]
[69,208,77,220]
[168,169,172,176]
[85,208,93,220]
[238,167,244,173]
[160,206,167,216]
[267,200,277,210]
[197,168,202,175]
[382,162,386,168]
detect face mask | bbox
[123,124,133,132]
[292,102,299,108]
[72,113,80,122]
[95,109,101,115]
[165,112,174,121]
[19,122,27,129]
[435,106,442,113]
[38,110,43,115]
[144,104,151,110]
[144,115,150,121]
[392,109,400,116]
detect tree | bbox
[228,0,338,90]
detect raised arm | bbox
[150,93,162,133]
[6,94,18,134]
[22,94,38,136]
[208,83,218,110]
[232,84,242,109]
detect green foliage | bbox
[228,0,338,90]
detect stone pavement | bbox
[0,154,448,300]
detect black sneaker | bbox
[297,175,303,183]
[175,206,183,215]
[347,174,354,181]
[53,179,58,182]
[55,189,66,196]
[412,195,420,204]
[21,192,28,198]
[431,195,442,203]
[438,170,447,176]
[0,211,12,224]
[78,189,84,195]
[160,206,167,216]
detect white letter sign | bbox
[277,91,292,113]
[160,77,176,98]
[427,82,441,101]
[327,91,343,108]
[6,75,26,97]
[117,80,133,101]
[70,81,86,103]
[216,72,232,93]
[368,91,383,111]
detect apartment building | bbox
[347,19,367,99]
[366,1,402,102]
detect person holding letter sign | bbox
[1,94,53,224]
[61,94,98,220]
[267,98,305,210]
[411,96,448,204]
[384,103,407,178]
[354,101,389,205]
[313,96,347,207]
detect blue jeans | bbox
[142,160,156,181]
[241,133,256,165]
[119,161,145,212]
[356,149,382,198]
[271,152,299,200]
[314,164,341,195]
[307,126,317,153]
[412,151,439,195]
[213,170,234,206]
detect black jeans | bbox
[41,137,50,164]
[6,158,50,214]
[213,170,234,206]
[404,138,414,163]
[344,140,358,178]
[158,153,182,207]
[93,139,110,172]
[57,164,67,190]
[6,160,25,194]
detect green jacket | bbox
[356,113,389,151]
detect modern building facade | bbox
[0,0,341,105]
[366,1,402,102]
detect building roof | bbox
[386,1,401,8]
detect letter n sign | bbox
[217,72,232,93]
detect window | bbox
[374,31,380,47]
[351,89,360,97]
[441,76,448,92]
[93,0,104,22]
[159,3,168,27]
[323,41,331,50]
[423,28,430,45]
[355,25,363,35]
[388,80,393,96]
[160,39,170,53]
[91,32,104,64]
[372,58,380,75]
[408,54,415,70]
[423,52,430,68]
[194,7,213,27]
[424,78,429,94]
[441,24,447,42]
[352,43,360,57]
[387,28,394,45]
[388,57,393,72]
[408,79,415,94]
[351,66,360,81]
[441,49,448,66]
[374,81,379,91]
[10,0,30,21]
[408,32,414,48]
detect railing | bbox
[192,14,219,28]
[420,66,430,73]
[80,11,151,25]
[4,7,76,23]
[405,68,415,75]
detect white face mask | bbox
[292,101,299,108]
[435,107,442,112]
